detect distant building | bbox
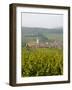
[36,38,39,44]
[26,38,62,49]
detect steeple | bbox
[36,37,39,44]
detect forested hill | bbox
[21,27,63,35]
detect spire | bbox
[36,37,39,44]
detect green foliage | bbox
[21,47,63,77]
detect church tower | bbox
[36,38,39,44]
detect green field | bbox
[21,47,63,77]
[43,33,63,41]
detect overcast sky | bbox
[22,13,63,29]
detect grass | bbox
[21,47,63,77]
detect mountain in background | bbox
[21,27,63,35]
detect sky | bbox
[22,12,63,29]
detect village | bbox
[26,38,63,49]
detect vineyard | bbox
[21,47,63,77]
